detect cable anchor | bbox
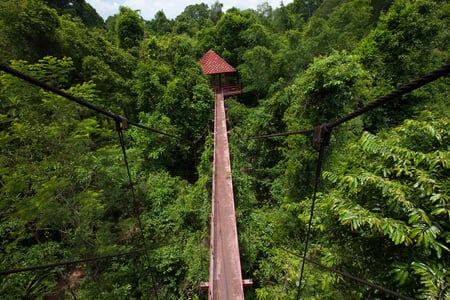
[313,123,331,146]
[115,115,128,131]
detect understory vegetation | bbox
[0,0,449,299]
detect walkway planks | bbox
[208,90,244,299]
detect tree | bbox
[273,3,292,32]
[174,2,212,34]
[147,10,173,35]
[357,0,450,83]
[115,6,145,50]
[0,0,61,60]
[356,0,450,129]
[209,1,224,24]
[325,0,373,50]
[0,57,121,298]
[284,51,371,129]
[282,50,370,220]
[238,46,276,100]
[257,2,273,17]
[46,0,104,27]
[321,113,449,298]
[131,59,170,113]
[215,9,256,65]
[288,0,324,20]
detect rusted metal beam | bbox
[243,279,254,288]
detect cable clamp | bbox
[115,115,128,131]
[313,123,331,146]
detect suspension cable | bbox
[296,125,330,300]
[0,62,184,141]
[116,124,160,300]
[249,128,314,140]
[327,62,450,129]
[281,247,414,300]
[0,250,145,276]
[249,62,450,140]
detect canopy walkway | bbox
[201,90,252,299]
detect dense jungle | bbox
[0,0,449,299]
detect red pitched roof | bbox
[199,50,236,75]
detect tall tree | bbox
[46,0,104,27]
[0,0,61,60]
[238,46,276,100]
[147,10,173,35]
[215,9,257,65]
[115,6,145,50]
[0,57,122,298]
[356,0,450,129]
[209,1,224,24]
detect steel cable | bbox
[327,62,450,129]
[0,62,185,141]
[0,250,145,276]
[281,247,415,300]
[117,126,160,300]
[296,129,329,300]
[249,62,450,139]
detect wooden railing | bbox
[210,84,242,96]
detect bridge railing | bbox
[210,85,242,96]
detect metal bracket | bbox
[313,123,331,146]
[115,115,128,131]
[200,279,253,291]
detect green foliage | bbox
[285,50,371,128]
[115,6,145,50]
[1,0,448,298]
[411,262,449,299]
[146,10,173,35]
[0,0,61,60]
[357,0,450,82]
[174,3,213,35]
[47,0,104,27]
[281,51,370,203]
[355,0,450,129]
[0,242,62,298]
[0,57,120,298]
[239,46,277,99]
[288,0,324,20]
[132,59,170,113]
[215,10,257,65]
[322,114,450,298]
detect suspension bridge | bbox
[0,57,448,300]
